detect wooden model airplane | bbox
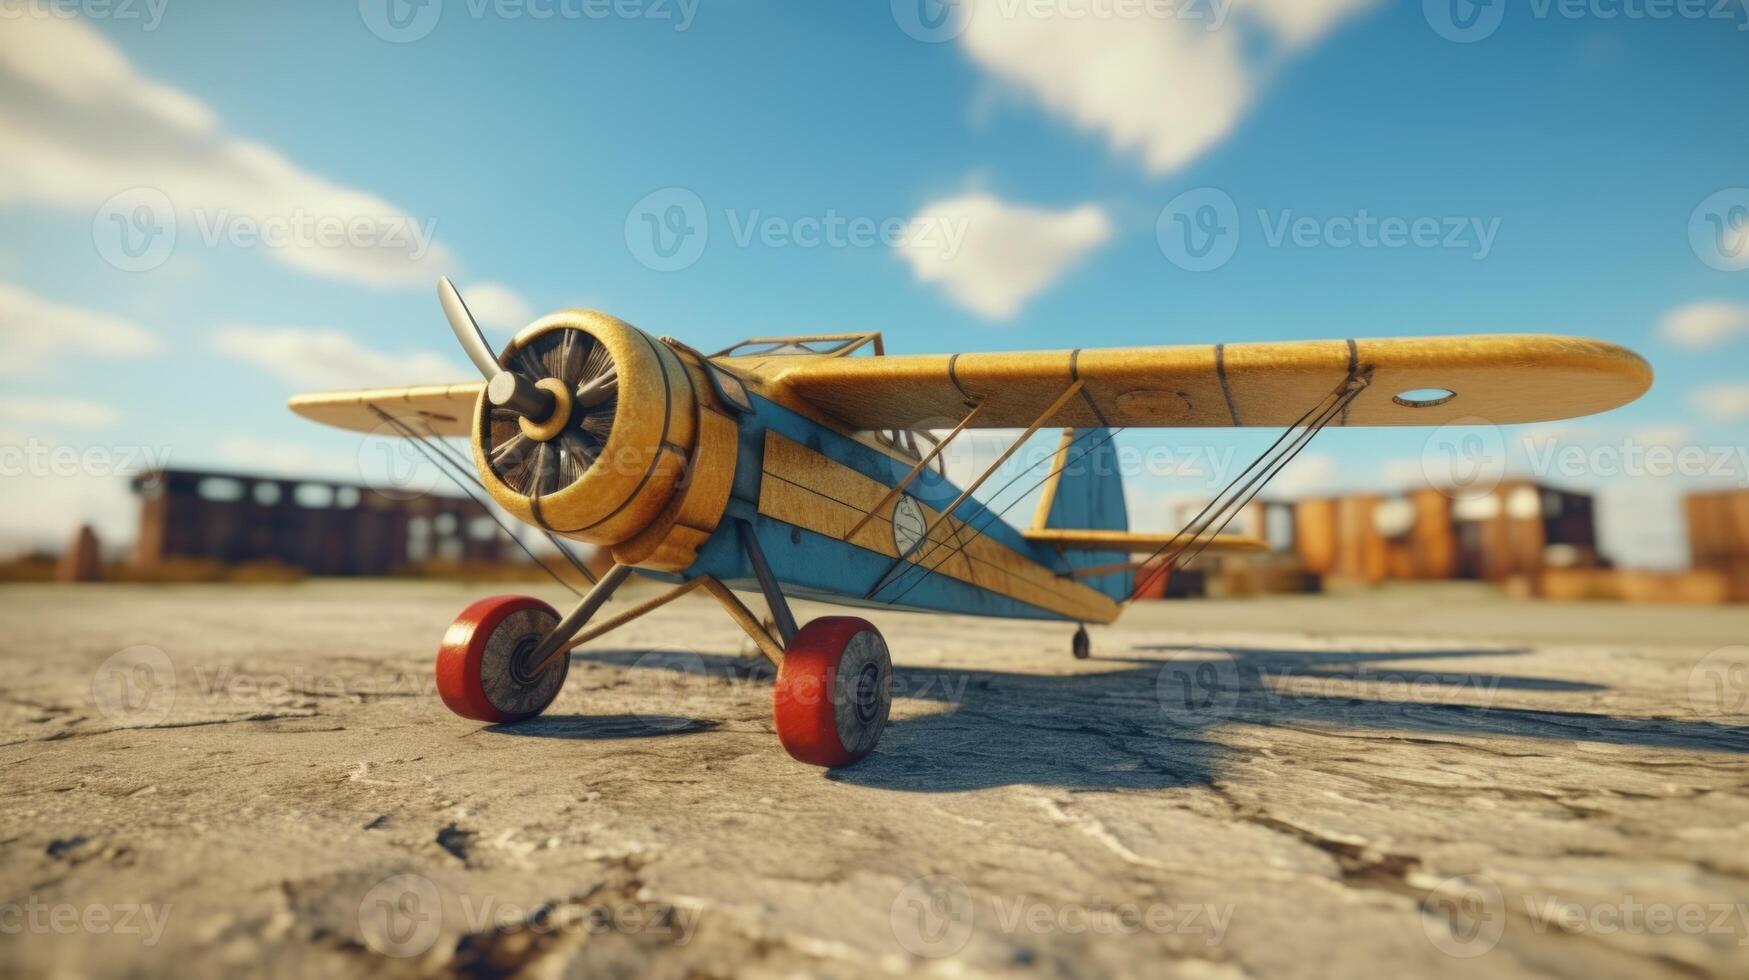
[290,279,1651,767]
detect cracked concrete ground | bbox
[1,581,1746,979]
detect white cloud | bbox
[895,193,1112,319]
[461,281,536,334]
[1267,453,1338,498]
[0,16,452,287]
[211,326,466,390]
[958,0,1382,176]
[1695,385,1749,422]
[0,281,160,376]
[0,396,119,429]
[1660,300,1749,349]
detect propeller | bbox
[438,278,619,499]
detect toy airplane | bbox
[290,279,1651,767]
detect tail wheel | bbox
[1072,626,1091,659]
[773,617,892,767]
[436,595,567,723]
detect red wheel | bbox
[436,595,567,723]
[773,617,892,767]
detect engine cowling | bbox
[472,309,737,571]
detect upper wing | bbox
[288,382,483,437]
[731,334,1651,429]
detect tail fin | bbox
[1031,428,1132,603]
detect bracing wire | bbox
[878,426,1128,607]
[412,419,598,586]
[367,407,586,598]
[1128,373,1369,598]
[879,369,1368,608]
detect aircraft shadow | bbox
[489,712,720,740]
[577,645,1749,792]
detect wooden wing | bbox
[732,335,1651,430]
[287,382,483,437]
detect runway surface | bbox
[2,581,1746,978]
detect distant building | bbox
[1292,480,1599,585]
[131,468,514,575]
[1137,482,1601,599]
[1685,489,1749,602]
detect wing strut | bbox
[863,381,1083,599]
[845,399,988,540]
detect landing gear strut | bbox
[433,527,895,769]
[742,521,891,767]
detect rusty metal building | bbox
[131,468,513,575]
[1686,489,1749,601]
[1292,480,1599,585]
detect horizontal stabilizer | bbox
[1023,529,1269,554]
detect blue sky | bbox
[1,0,1746,566]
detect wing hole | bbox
[1392,387,1456,408]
